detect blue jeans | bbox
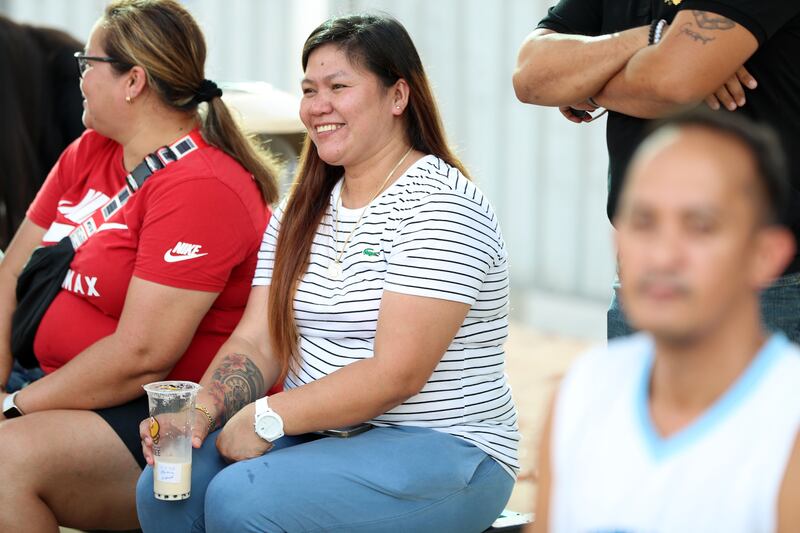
[136,425,514,533]
[608,272,800,342]
[6,360,44,393]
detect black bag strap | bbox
[67,131,206,250]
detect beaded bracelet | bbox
[649,19,668,45]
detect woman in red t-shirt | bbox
[0,1,279,530]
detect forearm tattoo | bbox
[209,353,265,425]
[680,11,735,45]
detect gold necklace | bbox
[327,147,413,280]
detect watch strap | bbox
[255,396,269,417]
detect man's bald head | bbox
[619,111,790,229]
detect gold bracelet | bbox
[194,404,215,433]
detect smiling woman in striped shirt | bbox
[138,13,520,533]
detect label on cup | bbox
[156,462,183,484]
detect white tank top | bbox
[550,333,800,533]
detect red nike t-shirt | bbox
[26,129,270,382]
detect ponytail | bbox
[101,0,281,204]
[203,96,280,204]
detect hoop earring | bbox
[126,96,132,104]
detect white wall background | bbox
[2,0,615,339]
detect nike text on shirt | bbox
[164,241,208,263]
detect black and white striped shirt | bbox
[254,155,519,477]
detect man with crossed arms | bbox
[513,1,800,341]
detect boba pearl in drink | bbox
[143,381,200,500]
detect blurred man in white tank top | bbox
[532,111,800,533]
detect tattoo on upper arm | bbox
[678,11,735,45]
[680,23,716,44]
[692,11,735,31]
[209,353,265,424]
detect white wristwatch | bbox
[2,391,24,418]
[254,396,284,442]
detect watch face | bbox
[3,406,21,419]
[2,403,21,419]
[255,413,282,441]
[2,394,21,419]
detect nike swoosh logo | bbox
[163,250,209,263]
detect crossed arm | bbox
[513,10,759,119]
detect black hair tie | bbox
[193,79,223,104]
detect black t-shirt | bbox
[538,0,800,272]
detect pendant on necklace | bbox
[327,261,343,280]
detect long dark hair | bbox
[101,0,279,204]
[268,14,469,382]
[0,16,84,250]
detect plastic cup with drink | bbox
[143,380,201,500]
